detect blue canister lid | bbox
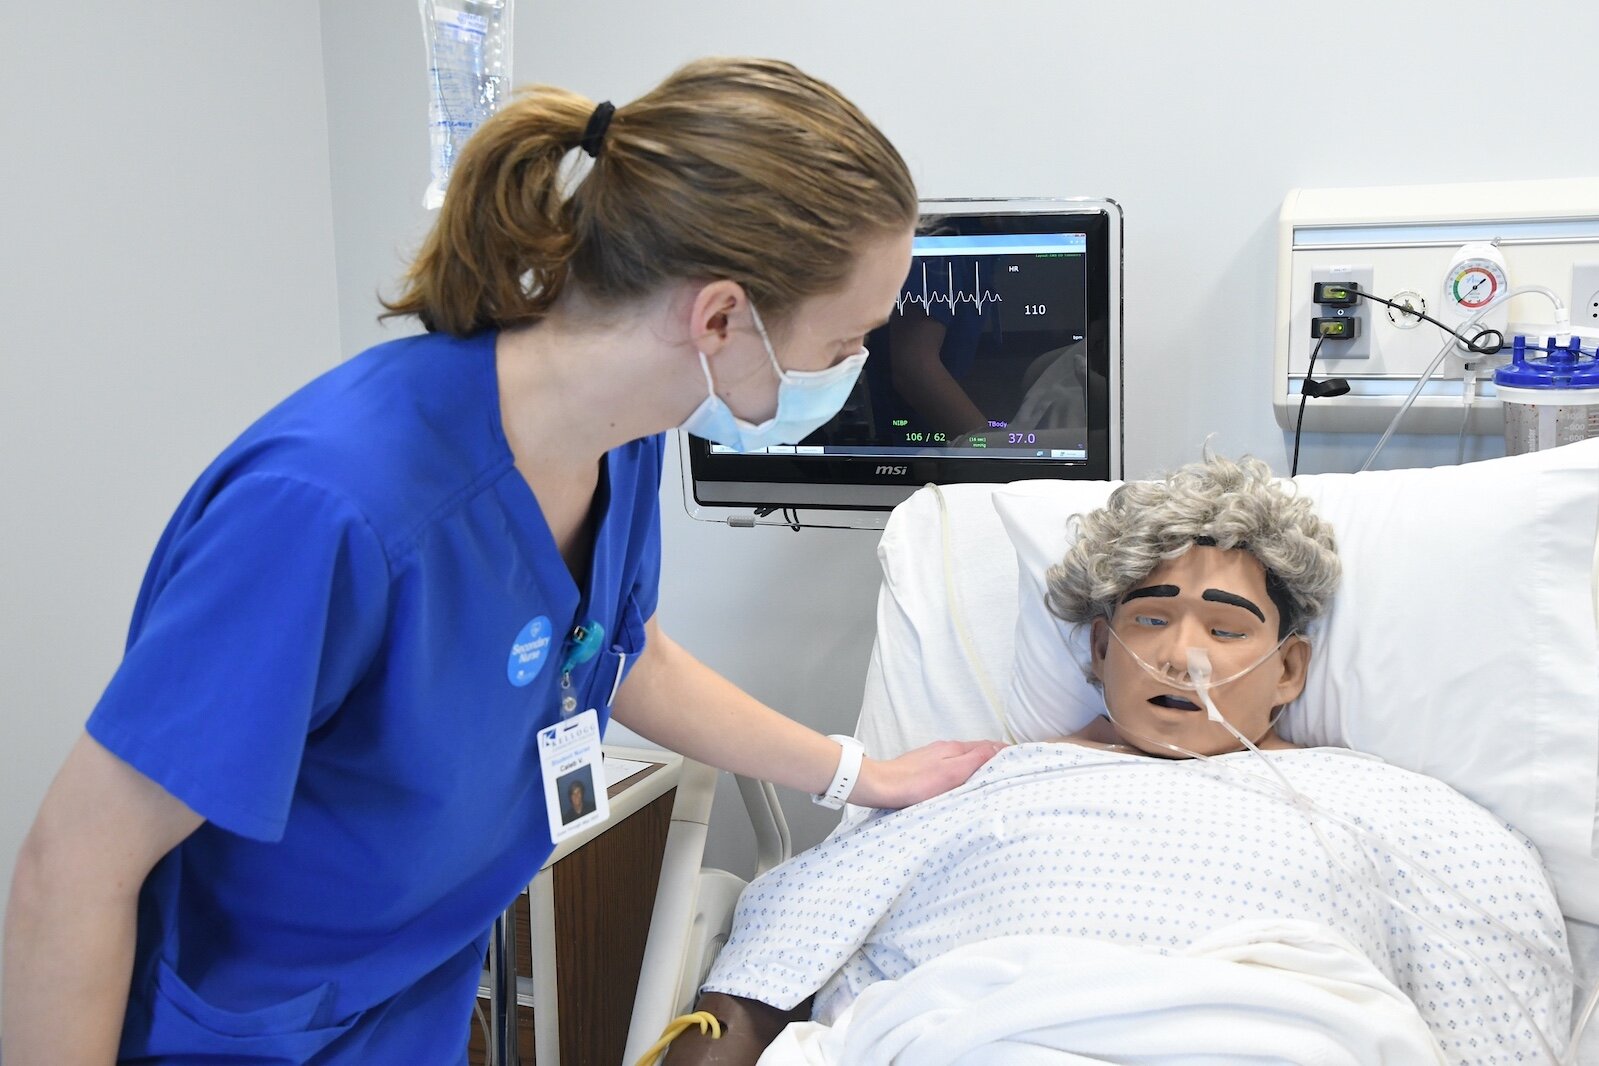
[1493,336,1599,389]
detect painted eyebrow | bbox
[1202,588,1266,622]
[1122,584,1179,603]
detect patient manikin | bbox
[663,457,1579,1066]
[1066,543,1307,761]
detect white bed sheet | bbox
[759,923,1447,1066]
[706,743,1573,1065]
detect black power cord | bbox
[1354,289,1505,355]
[1291,335,1348,477]
[1293,285,1503,477]
[750,506,804,531]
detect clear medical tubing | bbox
[1107,638,1582,1063]
[930,483,1016,743]
[1574,985,1599,1066]
[925,482,1591,1060]
[1106,625,1294,702]
[1360,286,1566,472]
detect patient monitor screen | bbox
[862,231,1088,458]
[711,230,1092,461]
[687,203,1119,510]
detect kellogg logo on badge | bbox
[508,616,553,687]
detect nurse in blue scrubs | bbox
[0,58,1004,1065]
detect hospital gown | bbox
[703,743,1573,1065]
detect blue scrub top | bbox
[85,330,663,1064]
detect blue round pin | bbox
[507,616,553,687]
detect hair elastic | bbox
[579,101,616,158]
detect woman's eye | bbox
[1211,627,1246,640]
[1133,615,1167,628]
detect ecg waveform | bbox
[895,260,1003,316]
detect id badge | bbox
[539,708,609,844]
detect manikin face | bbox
[1089,545,1310,757]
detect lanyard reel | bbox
[542,621,612,846]
[558,621,605,718]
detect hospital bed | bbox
[625,438,1599,1064]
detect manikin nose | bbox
[1146,617,1209,675]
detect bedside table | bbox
[469,745,682,1065]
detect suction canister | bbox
[1493,336,1599,454]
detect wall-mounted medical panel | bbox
[1274,178,1599,433]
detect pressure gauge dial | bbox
[1441,242,1510,317]
[1447,261,1506,310]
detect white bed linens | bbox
[757,921,1446,1065]
[703,743,1573,1065]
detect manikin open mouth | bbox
[1148,694,1201,711]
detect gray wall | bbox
[0,2,341,998]
[5,4,1598,1004]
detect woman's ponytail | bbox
[385,59,918,338]
[383,87,593,335]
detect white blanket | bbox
[705,744,1573,1064]
[758,920,1448,1066]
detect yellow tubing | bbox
[632,1010,723,1066]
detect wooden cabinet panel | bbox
[554,789,674,1064]
[465,778,676,1065]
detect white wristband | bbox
[812,734,865,810]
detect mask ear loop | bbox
[694,350,720,394]
[746,300,787,383]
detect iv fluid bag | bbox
[419,0,512,209]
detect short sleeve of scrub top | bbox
[85,330,665,1065]
[88,473,390,841]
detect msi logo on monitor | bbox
[875,465,909,476]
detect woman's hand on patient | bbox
[853,739,1007,809]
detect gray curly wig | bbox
[1045,455,1341,638]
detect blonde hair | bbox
[382,57,918,337]
[1045,455,1341,638]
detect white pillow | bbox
[992,441,1599,881]
[856,483,1024,763]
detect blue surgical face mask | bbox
[679,302,868,452]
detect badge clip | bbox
[558,621,605,717]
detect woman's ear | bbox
[1089,617,1110,684]
[688,279,744,356]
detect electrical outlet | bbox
[1570,262,1599,325]
[1309,265,1374,359]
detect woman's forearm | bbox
[610,622,1006,810]
[2,838,138,1065]
[610,622,843,796]
[4,734,204,1065]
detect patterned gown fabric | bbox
[704,743,1573,1065]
